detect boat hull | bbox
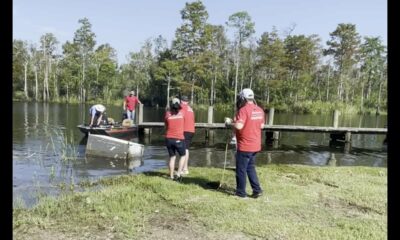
[85,134,144,160]
[77,124,137,140]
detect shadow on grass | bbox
[142,170,236,196]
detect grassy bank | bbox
[13,165,387,240]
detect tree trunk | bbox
[225,64,230,86]
[191,78,195,105]
[210,74,214,106]
[53,65,58,101]
[344,77,349,105]
[95,64,99,98]
[43,61,48,102]
[34,66,38,101]
[233,47,240,107]
[265,72,270,104]
[166,75,171,108]
[24,62,28,99]
[337,74,343,102]
[317,79,322,101]
[360,82,364,113]
[376,72,383,114]
[43,43,47,102]
[81,62,86,103]
[289,71,295,99]
[326,65,330,101]
[47,58,51,101]
[366,73,371,100]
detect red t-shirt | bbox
[180,102,195,133]
[125,96,139,111]
[234,102,265,152]
[164,110,185,139]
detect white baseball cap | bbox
[171,98,180,105]
[94,104,106,112]
[240,88,254,100]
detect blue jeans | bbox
[127,109,135,121]
[235,151,262,197]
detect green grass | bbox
[13,165,387,239]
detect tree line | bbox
[13,0,387,114]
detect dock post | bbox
[207,106,213,124]
[205,106,214,144]
[344,142,351,153]
[144,128,152,141]
[345,132,352,142]
[273,131,280,140]
[265,108,278,142]
[332,110,340,128]
[268,108,280,142]
[272,139,279,148]
[137,103,144,125]
[268,108,274,125]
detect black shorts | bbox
[184,132,194,149]
[165,138,186,157]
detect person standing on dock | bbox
[180,95,195,175]
[123,90,142,123]
[164,97,186,181]
[224,88,264,198]
[89,104,106,127]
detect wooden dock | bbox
[138,122,386,134]
[134,105,387,145]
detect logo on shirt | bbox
[251,111,263,120]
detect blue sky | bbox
[13,0,387,65]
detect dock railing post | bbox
[137,103,143,125]
[332,110,340,128]
[206,106,214,143]
[265,108,279,142]
[267,108,274,125]
[207,106,213,124]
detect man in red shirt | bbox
[180,96,195,175]
[123,91,142,122]
[164,98,186,181]
[225,88,264,198]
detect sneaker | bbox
[233,194,248,199]
[181,170,189,175]
[250,191,263,198]
[173,175,183,182]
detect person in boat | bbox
[224,88,264,199]
[89,104,106,127]
[180,95,195,175]
[164,97,186,181]
[123,90,142,123]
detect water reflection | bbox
[327,153,337,166]
[84,155,144,172]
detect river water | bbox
[13,102,387,207]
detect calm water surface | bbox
[13,102,387,207]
